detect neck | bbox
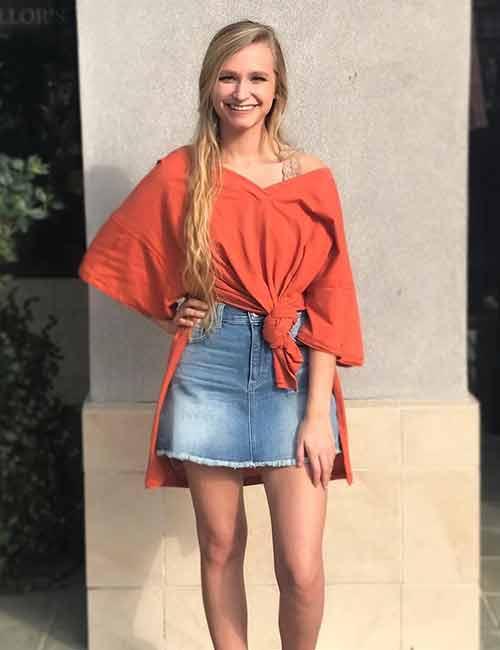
[219,126,278,165]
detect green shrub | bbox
[0,284,82,590]
[0,153,64,266]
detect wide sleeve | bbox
[296,173,365,367]
[78,160,183,320]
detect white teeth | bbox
[227,104,257,111]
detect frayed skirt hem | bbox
[156,450,313,468]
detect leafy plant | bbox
[0,154,82,587]
[0,284,82,591]
[0,153,64,267]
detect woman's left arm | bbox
[296,349,337,489]
[293,168,364,488]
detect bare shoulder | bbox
[295,151,329,174]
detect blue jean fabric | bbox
[156,301,341,467]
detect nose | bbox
[232,80,252,102]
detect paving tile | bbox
[482,527,500,557]
[481,501,500,529]
[482,557,500,593]
[0,591,57,650]
[45,582,87,650]
[481,625,500,650]
[482,593,500,628]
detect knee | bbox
[199,526,247,566]
[276,556,323,594]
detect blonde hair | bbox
[183,19,300,337]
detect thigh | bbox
[184,461,247,553]
[261,465,328,576]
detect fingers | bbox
[185,297,210,310]
[318,452,334,490]
[177,308,205,326]
[303,444,335,489]
[308,453,323,488]
[296,440,305,466]
[175,297,210,328]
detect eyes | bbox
[218,75,267,82]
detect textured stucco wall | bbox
[76,2,471,403]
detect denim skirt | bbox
[155,301,341,468]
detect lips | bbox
[225,103,259,111]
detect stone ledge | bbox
[81,396,480,471]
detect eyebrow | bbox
[219,69,271,77]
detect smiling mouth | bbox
[225,103,259,112]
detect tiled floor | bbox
[0,565,86,650]
[0,434,498,649]
[481,432,500,650]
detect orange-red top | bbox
[78,145,364,488]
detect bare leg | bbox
[184,460,248,650]
[261,463,328,650]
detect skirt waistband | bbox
[215,301,306,326]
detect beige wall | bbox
[82,398,480,649]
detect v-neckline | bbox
[222,165,330,195]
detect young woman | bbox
[79,19,364,650]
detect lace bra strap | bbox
[282,153,301,181]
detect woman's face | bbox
[211,41,277,133]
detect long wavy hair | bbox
[182,19,301,336]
